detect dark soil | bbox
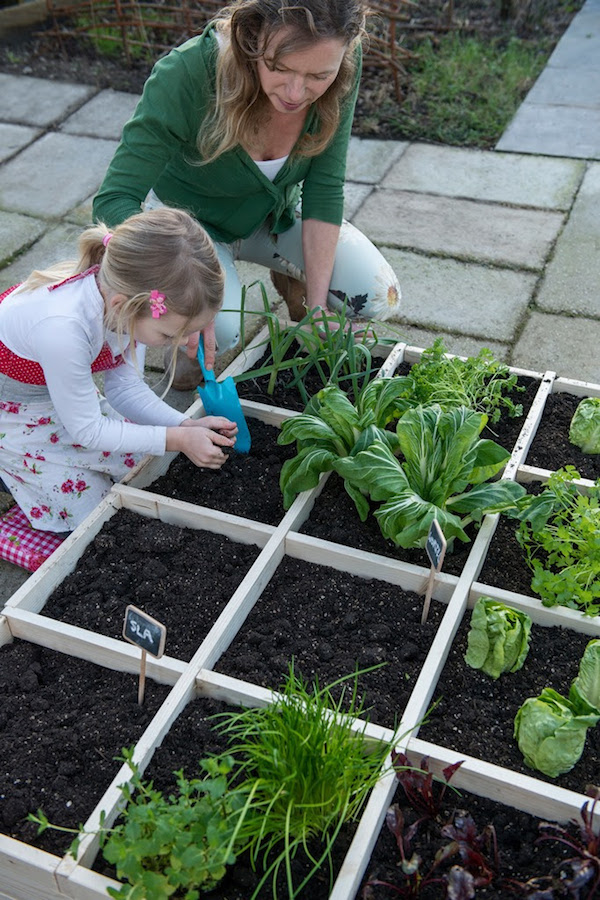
[0,0,584,143]
[41,507,261,661]
[0,639,170,855]
[524,391,600,482]
[148,417,295,525]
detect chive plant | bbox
[212,664,399,899]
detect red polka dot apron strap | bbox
[0,271,126,384]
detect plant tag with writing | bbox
[123,605,167,704]
[422,520,447,624]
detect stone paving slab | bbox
[0,122,40,164]
[346,136,407,183]
[0,210,46,268]
[344,181,373,219]
[497,105,600,159]
[354,190,564,269]
[61,89,141,140]
[381,143,584,210]
[0,73,95,127]
[382,248,536,342]
[0,221,83,291]
[0,132,119,217]
[536,162,600,319]
[525,66,600,108]
[512,310,600,384]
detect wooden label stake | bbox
[422,519,447,625]
[122,605,167,705]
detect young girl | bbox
[0,207,237,533]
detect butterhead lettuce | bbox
[465,597,532,679]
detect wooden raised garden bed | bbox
[1,329,599,899]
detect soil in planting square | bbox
[362,781,582,899]
[0,640,170,855]
[417,612,600,797]
[148,417,295,525]
[524,391,600,481]
[42,508,261,661]
[476,508,534,596]
[299,472,474,576]
[215,556,446,731]
[92,696,356,899]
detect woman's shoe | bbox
[270,270,307,322]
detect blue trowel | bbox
[196,338,251,453]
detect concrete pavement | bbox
[0,0,599,595]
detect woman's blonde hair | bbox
[198,0,365,163]
[20,207,224,389]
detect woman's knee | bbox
[329,222,401,321]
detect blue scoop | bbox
[196,338,251,454]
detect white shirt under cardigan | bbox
[0,272,186,457]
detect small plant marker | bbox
[122,604,167,704]
[422,519,447,624]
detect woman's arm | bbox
[301,219,341,311]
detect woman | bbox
[93,0,402,388]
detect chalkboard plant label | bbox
[123,605,167,704]
[123,605,167,658]
[422,519,447,624]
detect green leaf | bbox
[570,639,600,715]
[569,397,600,454]
[465,597,531,679]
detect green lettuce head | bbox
[569,397,600,454]
[514,687,600,778]
[465,597,532,679]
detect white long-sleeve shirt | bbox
[0,272,186,456]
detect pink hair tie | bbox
[149,290,167,318]
[102,233,112,247]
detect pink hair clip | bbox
[102,233,112,247]
[149,290,167,318]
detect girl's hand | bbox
[181,416,238,439]
[167,421,236,469]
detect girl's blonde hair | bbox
[20,207,224,389]
[198,0,365,164]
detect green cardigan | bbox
[93,25,361,242]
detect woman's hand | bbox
[167,417,237,468]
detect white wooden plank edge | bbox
[4,496,119,613]
[470,582,600,633]
[329,764,403,900]
[113,483,275,546]
[517,463,596,489]
[405,737,600,826]
[376,341,407,377]
[59,864,121,900]
[400,580,471,736]
[194,669,398,745]
[446,512,501,597]
[179,523,289,677]
[285,531,458,603]
[238,398,300,424]
[120,448,176,488]
[553,376,600,398]
[1,608,187,679]
[503,373,554,478]
[0,834,62,900]
[401,345,546,379]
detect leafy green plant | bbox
[278,379,410,512]
[400,338,524,425]
[235,282,401,404]
[212,664,398,899]
[514,467,600,616]
[569,397,600,454]
[29,749,250,900]
[334,405,526,550]
[465,597,532,679]
[514,640,600,778]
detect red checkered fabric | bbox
[0,504,65,572]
